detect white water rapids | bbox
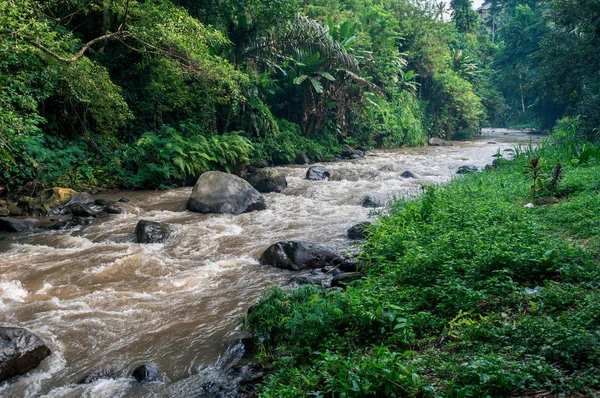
[0,130,541,397]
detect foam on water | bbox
[0,131,540,397]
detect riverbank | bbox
[0,132,538,397]
[245,137,600,396]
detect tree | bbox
[451,0,478,33]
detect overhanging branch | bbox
[29,30,129,62]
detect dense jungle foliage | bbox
[245,120,600,397]
[2,0,597,194]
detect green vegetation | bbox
[245,121,600,396]
[1,0,515,195]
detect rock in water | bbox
[187,171,266,214]
[259,241,339,270]
[428,137,453,146]
[347,222,371,240]
[400,171,418,179]
[306,166,331,181]
[0,327,51,382]
[79,368,119,384]
[135,220,170,244]
[245,168,287,193]
[69,203,98,217]
[0,218,39,232]
[457,165,478,174]
[132,365,160,382]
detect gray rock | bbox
[0,327,51,382]
[349,154,362,160]
[401,171,418,179]
[287,270,331,287]
[331,272,365,287]
[259,241,338,271]
[0,218,39,232]
[135,220,170,244]
[347,222,371,240]
[67,193,95,205]
[362,195,384,208]
[428,137,453,146]
[457,165,478,174]
[187,171,266,215]
[70,203,98,217]
[306,166,331,181]
[132,365,160,382]
[487,141,497,144]
[245,168,287,193]
[117,198,130,203]
[333,257,360,272]
[103,205,124,215]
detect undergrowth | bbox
[245,124,600,397]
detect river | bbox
[0,129,541,397]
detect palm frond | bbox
[240,14,360,74]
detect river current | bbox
[0,129,541,397]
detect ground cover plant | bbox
[245,127,600,397]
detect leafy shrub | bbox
[122,124,253,188]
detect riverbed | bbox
[0,129,541,397]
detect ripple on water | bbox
[0,132,535,397]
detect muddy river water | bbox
[0,130,541,397]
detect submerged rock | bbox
[187,171,266,215]
[135,220,170,244]
[0,327,51,383]
[79,368,120,384]
[0,217,39,232]
[362,195,386,208]
[428,137,453,146]
[306,166,331,181]
[401,171,418,179]
[347,222,371,240]
[245,168,287,193]
[259,241,339,271]
[132,364,160,382]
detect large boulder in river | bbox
[259,241,339,271]
[187,171,266,214]
[306,166,330,181]
[428,137,453,146]
[0,327,51,382]
[135,220,170,244]
[245,168,287,193]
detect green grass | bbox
[245,137,600,397]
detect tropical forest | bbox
[0,0,599,397]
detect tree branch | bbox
[29,30,128,62]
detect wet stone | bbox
[0,327,51,383]
[135,220,170,244]
[132,364,160,382]
[306,166,331,181]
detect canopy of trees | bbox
[0,0,597,193]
